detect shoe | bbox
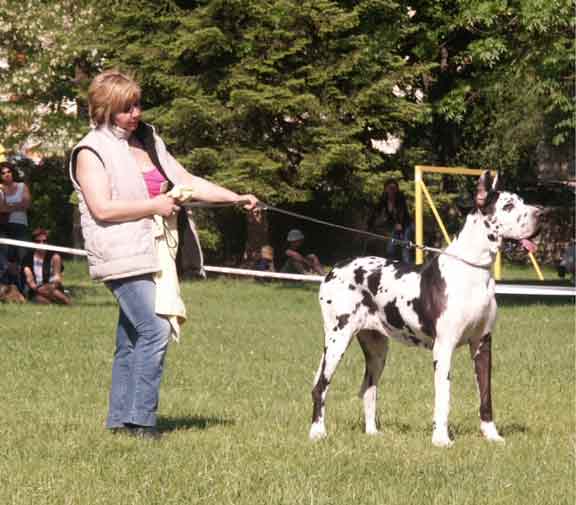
[109,426,131,435]
[126,425,162,440]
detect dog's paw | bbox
[432,432,454,448]
[481,421,505,444]
[309,424,327,441]
[365,427,382,436]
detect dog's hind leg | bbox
[357,330,389,435]
[470,333,505,443]
[309,326,355,440]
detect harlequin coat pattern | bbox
[310,171,542,447]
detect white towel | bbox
[153,185,199,341]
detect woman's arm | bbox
[23,266,37,291]
[0,190,8,212]
[18,184,31,210]
[76,149,178,222]
[166,152,258,210]
[0,185,30,211]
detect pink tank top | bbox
[142,167,167,197]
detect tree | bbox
[89,0,432,259]
[405,0,575,178]
[0,0,97,156]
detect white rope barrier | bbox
[203,265,323,282]
[0,237,87,256]
[1,237,574,296]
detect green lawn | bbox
[0,262,574,505]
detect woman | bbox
[22,228,71,305]
[0,162,31,261]
[367,178,412,263]
[70,69,258,439]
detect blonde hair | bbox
[88,69,141,127]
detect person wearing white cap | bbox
[280,229,324,275]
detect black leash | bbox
[182,199,494,269]
[183,199,429,251]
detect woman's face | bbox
[1,167,13,184]
[385,182,398,197]
[113,102,142,132]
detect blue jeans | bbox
[386,225,413,264]
[105,275,171,428]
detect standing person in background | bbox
[0,162,31,262]
[367,178,413,263]
[70,69,258,440]
[22,228,71,305]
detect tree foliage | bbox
[0,0,97,154]
[406,0,574,175]
[91,0,431,212]
[0,0,572,254]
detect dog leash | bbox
[182,199,492,270]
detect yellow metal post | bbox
[528,252,545,280]
[420,180,452,245]
[494,251,501,280]
[415,166,424,264]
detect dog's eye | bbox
[502,202,515,212]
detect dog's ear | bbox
[491,171,499,191]
[475,170,499,208]
[475,171,491,208]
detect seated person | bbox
[558,240,575,280]
[253,245,275,272]
[22,228,71,305]
[280,229,324,275]
[0,251,26,303]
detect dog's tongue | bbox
[521,239,537,253]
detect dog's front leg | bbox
[470,333,505,443]
[432,340,455,447]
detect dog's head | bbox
[475,171,541,248]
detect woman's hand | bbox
[152,194,180,217]
[238,194,259,211]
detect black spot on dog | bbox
[348,284,356,290]
[487,234,496,242]
[503,202,515,212]
[324,270,337,283]
[393,262,420,280]
[335,313,350,330]
[483,220,490,229]
[326,300,332,304]
[334,258,355,269]
[411,258,447,338]
[354,266,367,284]
[433,360,438,371]
[367,270,381,296]
[361,290,378,314]
[311,350,329,422]
[384,298,405,329]
[479,191,500,216]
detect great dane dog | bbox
[309,171,541,447]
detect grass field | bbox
[0,261,574,505]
